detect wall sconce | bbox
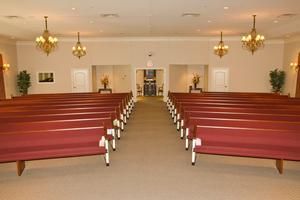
[1,63,10,71]
[290,62,299,71]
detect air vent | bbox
[4,15,23,19]
[182,13,200,17]
[277,13,297,18]
[100,14,119,18]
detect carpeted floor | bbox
[0,97,299,200]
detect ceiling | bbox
[0,0,300,41]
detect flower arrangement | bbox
[101,75,109,88]
[192,73,200,84]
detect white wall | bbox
[0,38,18,98]
[16,37,286,99]
[282,35,300,97]
[156,69,164,88]
[94,65,131,93]
[112,65,131,93]
[169,65,187,92]
[208,40,284,92]
[136,70,144,88]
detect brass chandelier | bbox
[214,31,229,58]
[36,16,58,56]
[241,15,265,54]
[72,32,87,59]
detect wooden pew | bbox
[0,121,110,176]
[183,112,300,149]
[0,105,124,130]
[178,106,300,131]
[192,125,300,174]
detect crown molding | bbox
[284,34,300,44]
[0,37,16,45]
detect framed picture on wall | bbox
[37,72,55,84]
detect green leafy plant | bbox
[17,70,31,95]
[269,68,285,93]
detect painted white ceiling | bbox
[0,0,299,41]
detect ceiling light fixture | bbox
[214,31,229,58]
[241,15,265,55]
[35,16,58,56]
[182,13,200,17]
[100,14,119,18]
[72,32,87,59]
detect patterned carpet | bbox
[0,96,299,200]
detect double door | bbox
[144,82,156,96]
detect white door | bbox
[72,69,89,92]
[212,69,229,92]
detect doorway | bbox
[135,68,165,98]
[169,64,208,93]
[91,65,132,93]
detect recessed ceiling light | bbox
[71,7,76,11]
[182,13,200,17]
[273,20,279,23]
[89,20,94,24]
[224,6,229,10]
[207,20,212,23]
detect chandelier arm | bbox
[44,16,48,30]
[221,31,223,42]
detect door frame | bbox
[0,54,6,99]
[71,68,90,93]
[295,52,300,97]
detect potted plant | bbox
[269,68,285,93]
[17,70,31,95]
